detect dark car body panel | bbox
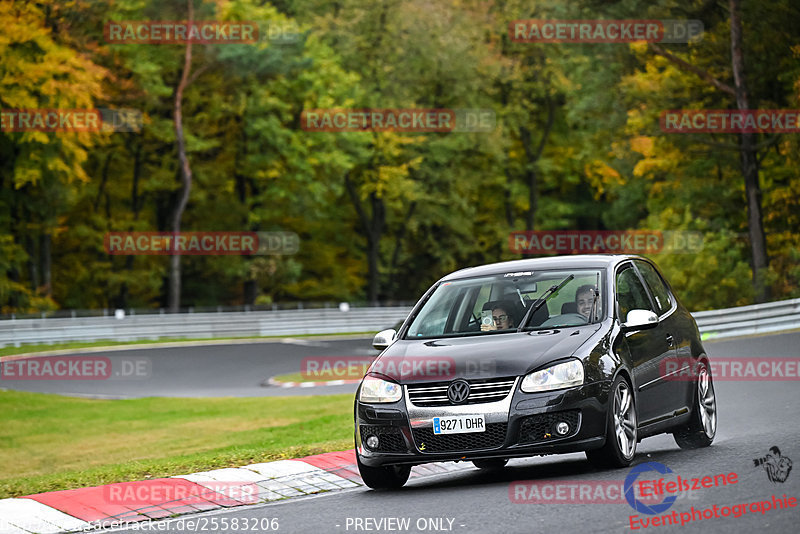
[370,325,602,384]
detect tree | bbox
[647,0,769,301]
[168,0,199,311]
[0,0,107,313]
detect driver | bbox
[481,304,515,331]
[575,285,599,321]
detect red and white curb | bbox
[265,377,362,388]
[0,450,469,533]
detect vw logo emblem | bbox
[447,380,470,404]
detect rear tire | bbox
[673,361,716,449]
[586,374,637,469]
[356,452,411,490]
[472,458,508,470]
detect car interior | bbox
[405,271,605,338]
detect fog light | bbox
[555,422,569,435]
[366,435,380,449]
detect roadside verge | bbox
[0,450,468,534]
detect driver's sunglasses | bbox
[492,314,509,322]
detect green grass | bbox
[0,390,355,499]
[0,332,374,359]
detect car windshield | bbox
[405,269,605,339]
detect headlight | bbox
[521,360,584,393]
[359,375,402,403]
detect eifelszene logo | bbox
[625,462,678,515]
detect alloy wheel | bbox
[697,366,717,438]
[613,381,637,459]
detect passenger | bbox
[575,284,599,321]
[481,305,515,331]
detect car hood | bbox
[370,325,602,384]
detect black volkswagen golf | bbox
[354,255,717,489]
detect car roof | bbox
[440,254,641,281]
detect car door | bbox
[633,260,687,414]
[615,263,674,425]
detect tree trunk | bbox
[168,0,196,312]
[366,192,385,303]
[525,167,538,231]
[26,234,39,292]
[504,167,514,227]
[117,144,143,309]
[729,0,770,302]
[234,114,260,306]
[344,172,385,303]
[519,89,554,233]
[94,153,112,212]
[389,201,416,298]
[40,233,51,298]
[367,234,379,304]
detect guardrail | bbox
[0,307,413,348]
[692,297,800,340]
[0,298,798,348]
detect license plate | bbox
[432,415,486,435]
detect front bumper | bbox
[355,379,612,467]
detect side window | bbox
[615,266,653,323]
[635,261,673,316]
[407,284,459,337]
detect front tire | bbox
[356,452,411,490]
[586,375,637,468]
[673,360,716,449]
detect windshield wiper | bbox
[517,274,574,331]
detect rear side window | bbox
[635,260,673,315]
[615,266,653,323]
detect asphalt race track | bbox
[49,330,799,534]
[0,336,374,398]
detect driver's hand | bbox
[481,323,497,331]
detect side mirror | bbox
[621,309,659,332]
[372,328,397,351]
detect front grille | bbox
[517,410,581,444]
[412,423,508,452]
[406,377,516,407]
[360,425,407,452]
